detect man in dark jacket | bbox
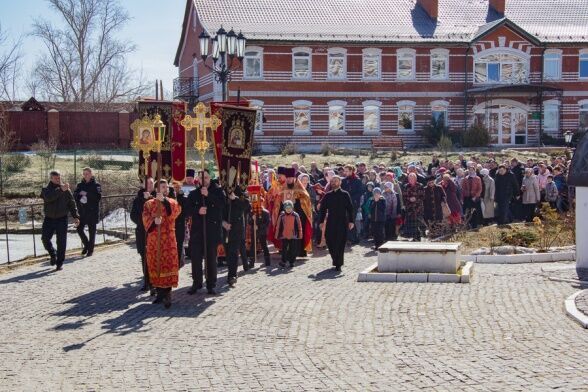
[74,167,102,257]
[222,188,250,287]
[494,165,520,225]
[41,170,79,271]
[250,207,271,266]
[130,177,155,292]
[170,181,188,268]
[186,170,225,295]
[341,165,363,244]
[318,176,354,272]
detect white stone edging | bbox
[358,262,473,283]
[564,290,588,329]
[462,251,576,264]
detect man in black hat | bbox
[186,169,226,295]
[318,175,354,272]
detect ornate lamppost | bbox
[198,27,246,101]
[564,130,574,159]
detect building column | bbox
[47,109,60,144]
[118,110,130,148]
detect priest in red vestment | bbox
[142,179,181,308]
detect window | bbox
[580,51,588,79]
[363,101,381,134]
[397,100,415,132]
[292,47,312,79]
[580,101,588,131]
[293,100,311,134]
[430,49,449,80]
[543,101,559,132]
[474,50,529,84]
[328,48,347,80]
[243,47,263,79]
[544,50,562,80]
[250,100,264,135]
[363,48,381,79]
[431,100,449,126]
[397,49,415,80]
[328,100,346,134]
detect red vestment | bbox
[142,198,181,288]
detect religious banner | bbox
[133,100,187,182]
[212,104,257,193]
[210,101,249,174]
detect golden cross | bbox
[180,102,221,155]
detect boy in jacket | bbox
[274,200,302,268]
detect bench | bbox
[371,136,404,152]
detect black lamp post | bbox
[564,130,574,159]
[198,27,246,101]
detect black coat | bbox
[187,182,226,246]
[74,178,102,223]
[319,188,354,244]
[170,189,187,240]
[41,182,79,220]
[495,172,520,203]
[130,188,152,255]
[224,195,250,244]
[341,175,363,209]
[369,198,387,223]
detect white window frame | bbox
[362,48,382,80]
[327,100,347,135]
[250,99,264,135]
[430,100,449,127]
[397,48,416,80]
[430,48,449,80]
[327,47,347,80]
[292,47,312,80]
[543,49,562,81]
[580,49,588,80]
[579,99,588,131]
[543,99,560,132]
[243,46,264,80]
[473,48,530,84]
[363,100,382,135]
[292,100,312,135]
[397,100,416,133]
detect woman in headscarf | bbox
[402,173,425,241]
[480,168,495,225]
[441,173,462,226]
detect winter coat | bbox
[545,182,559,203]
[41,182,79,220]
[74,178,102,223]
[442,180,462,214]
[481,175,495,219]
[369,198,387,223]
[341,174,363,210]
[521,175,541,205]
[495,171,519,204]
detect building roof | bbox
[175,0,588,65]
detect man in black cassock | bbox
[318,176,354,272]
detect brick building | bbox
[174,0,588,151]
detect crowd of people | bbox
[39,152,574,309]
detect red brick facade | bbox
[176,2,588,151]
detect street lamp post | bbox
[564,130,574,159]
[198,27,246,101]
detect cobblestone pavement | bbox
[1,244,587,391]
[576,290,588,318]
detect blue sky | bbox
[1,0,185,99]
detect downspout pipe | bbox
[539,46,547,147]
[464,43,472,136]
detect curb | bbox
[462,251,576,264]
[564,290,588,329]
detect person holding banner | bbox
[142,179,181,308]
[187,170,226,295]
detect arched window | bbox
[292,47,312,79]
[474,48,529,84]
[250,100,264,135]
[328,48,347,80]
[397,48,416,80]
[430,100,449,127]
[430,49,449,80]
[397,100,416,132]
[363,100,381,135]
[243,46,263,79]
[363,48,382,80]
[293,100,312,134]
[328,100,347,134]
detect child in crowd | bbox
[544,175,559,210]
[369,188,387,250]
[274,200,303,268]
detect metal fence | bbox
[1,194,135,265]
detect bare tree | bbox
[31,0,147,105]
[0,24,22,103]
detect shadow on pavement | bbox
[308,268,343,281]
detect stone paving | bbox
[0,244,587,391]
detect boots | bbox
[163,289,172,309]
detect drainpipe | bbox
[538,46,547,147]
[463,44,472,136]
